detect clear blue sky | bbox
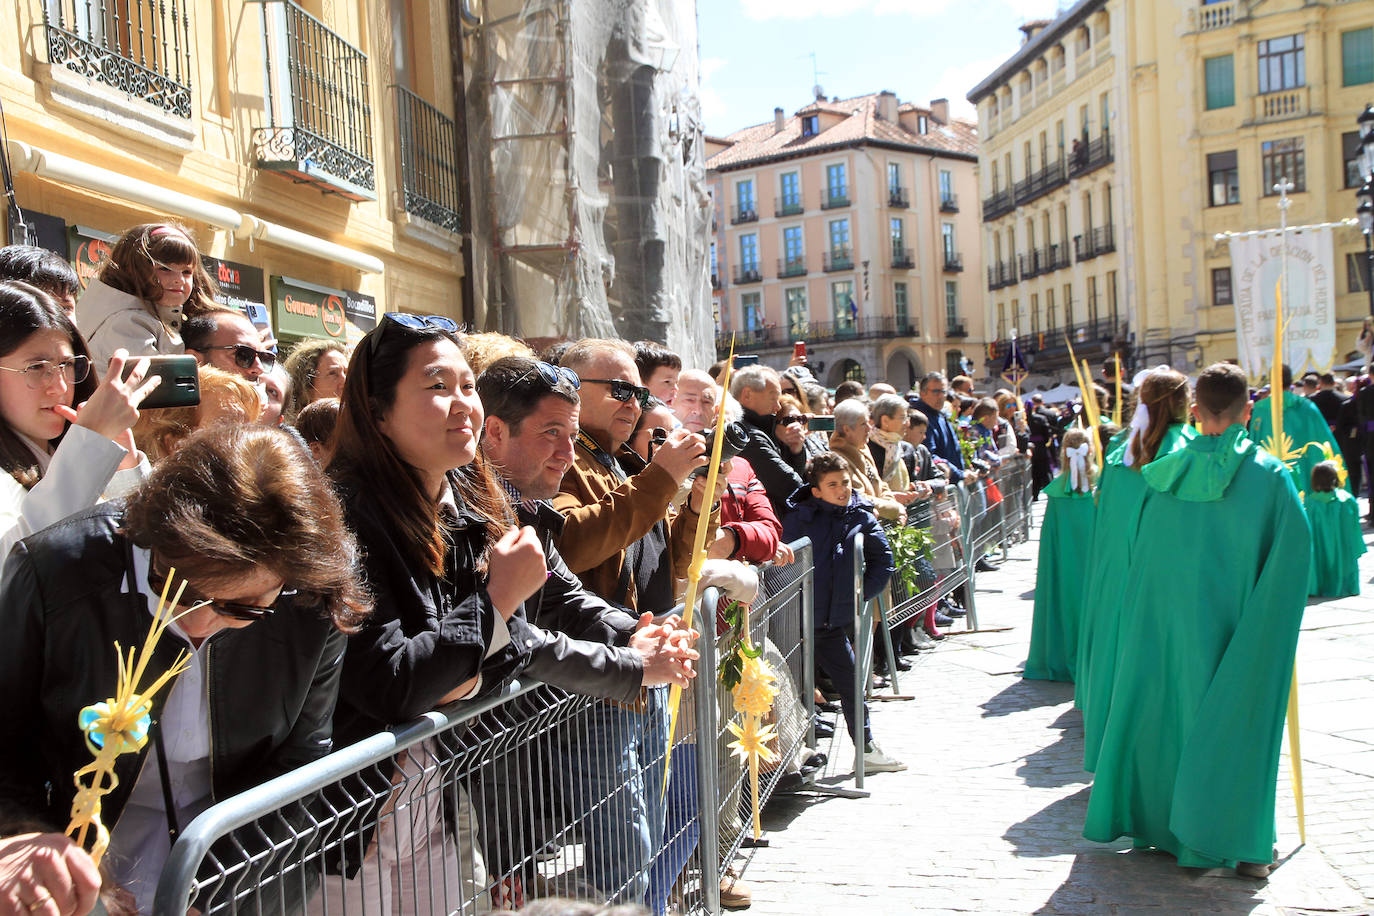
[696,0,1067,136]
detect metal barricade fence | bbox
[151,557,820,916]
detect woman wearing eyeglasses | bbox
[0,281,158,565]
[0,423,369,916]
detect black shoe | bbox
[975,558,999,573]
[817,700,841,714]
[944,606,967,618]
[935,613,955,626]
[893,655,912,671]
[813,718,835,739]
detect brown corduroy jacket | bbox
[553,438,716,611]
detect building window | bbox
[825,163,848,204]
[1257,34,1305,94]
[894,282,909,330]
[1030,293,1040,334]
[944,280,959,326]
[1261,138,1305,194]
[890,217,905,259]
[1063,283,1074,327]
[1207,151,1239,206]
[887,162,901,194]
[1343,28,1374,87]
[801,115,818,137]
[780,172,801,210]
[1349,253,1372,294]
[1204,55,1235,110]
[945,350,964,380]
[786,287,808,338]
[1046,288,1057,330]
[782,226,804,271]
[942,223,956,260]
[741,292,763,332]
[832,280,856,329]
[1087,275,1099,323]
[1345,132,1366,189]
[998,303,1008,341]
[739,233,759,272]
[735,179,755,216]
[939,169,954,204]
[1212,267,1234,306]
[709,241,717,280]
[918,115,929,134]
[1106,271,1118,324]
[828,219,850,255]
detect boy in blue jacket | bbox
[782,452,906,773]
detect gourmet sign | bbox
[270,276,376,344]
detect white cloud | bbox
[931,54,1014,120]
[701,56,728,82]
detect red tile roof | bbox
[706,92,978,172]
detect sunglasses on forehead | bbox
[368,312,461,355]
[582,377,652,409]
[517,360,580,391]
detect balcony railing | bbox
[731,204,759,224]
[821,192,850,210]
[710,272,721,290]
[775,199,804,217]
[732,264,763,284]
[947,318,968,338]
[42,0,193,117]
[255,0,375,199]
[891,247,914,269]
[824,249,854,272]
[394,86,461,232]
[1019,250,1044,281]
[940,194,959,213]
[1012,159,1069,209]
[987,319,1126,369]
[1068,133,1113,180]
[889,187,909,208]
[987,260,1018,290]
[1074,225,1116,262]
[943,251,964,272]
[982,188,1016,222]
[1254,87,1309,123]
[715,316,920,355]
[777,256,808,278]
[1197,0,1234,31]
[1046,242,1072,272]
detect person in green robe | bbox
[1249,364,1347,497]
[1306,460,1365,598]
[1025,428,1098,682]
[1077,368,1195,772]
[1084,362,1309,878]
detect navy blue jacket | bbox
[780,486,894,631]
[910,398,966,481]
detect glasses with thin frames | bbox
[0,355,92,390]
[582,377,652,409]
[202,344,277,372]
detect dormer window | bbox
[918,116,928,134]
[802,115,819,137]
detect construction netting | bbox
[462,0,714,367]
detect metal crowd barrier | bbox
[152,547,820,916]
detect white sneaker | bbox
[863,743,908,773]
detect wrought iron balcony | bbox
[1019,250,1044,280]
[987,260,1018,290]
[1073,225,1116,262]
[715,315,921,356]
[947,318,968,338]
[42,0,193,118]
[394,86,461,232]
[775,199,804,217]
[823,249,854,272]
[731,204,759,224]
[255,0,375,200]
[1011,159,1068,209]
[940,194,959,213]
[1068,133,1113,180]
[1045,242,1072,272]
[987,319,1127,371]
[821,192,850,210]
[889,187,909,208]
[891,247,914,269]
[943,251,964,272]
[732,264,763,284]
[982,187,1016,222]
[777,256,808,278]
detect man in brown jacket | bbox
[828,398,913,523]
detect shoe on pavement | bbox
[1235,861,1271,879]
[943,605,967,618]
[975,557,999,573]
[910,629,937,650]
[721,869,752,909]
[862,743,907,773]
[934,612,955,627]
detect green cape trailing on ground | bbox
[1082,425,1309,868]
[1306,488,1365,598]
[1024,471,1095,683]
[1076,422,1195,772]
[1249,390,1347,497]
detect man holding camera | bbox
[730,365,808,516]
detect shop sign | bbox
[68,226,116,291]
[8,210,68,257]
[203,255,270,334]
[270,275,377,344]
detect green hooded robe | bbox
[1249,390,1346,497]
[1082,425,1309,868]
[1077,422,1196,772]
[1024,471,1095,682]
[1306,488,1365,598]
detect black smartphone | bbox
[121,354,200,409]
[732,354,760,368]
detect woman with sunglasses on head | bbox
[0,281,158,566]
[0,424,369,916]
[78,222,219,371]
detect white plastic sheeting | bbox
[462,0,714,366]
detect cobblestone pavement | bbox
[739,501,1374,915]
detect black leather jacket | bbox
[738,405,806,516]
[0,503,347,836]
[330,471,643,750]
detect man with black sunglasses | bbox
[182,308,275,384]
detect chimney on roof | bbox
[774,107,785,133]
[876,90,898,122]
[930,98,949,125]
[1020,19,1051,44]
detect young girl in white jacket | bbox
[0,281,158,566]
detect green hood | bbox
[1141,424,1254,502]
